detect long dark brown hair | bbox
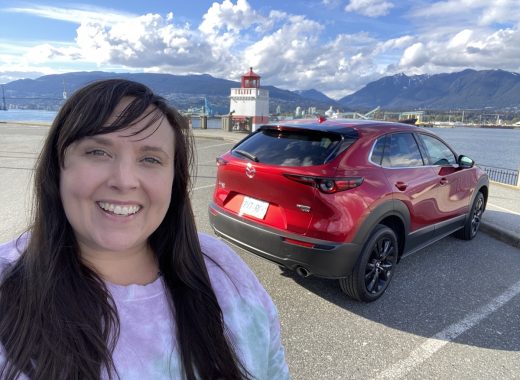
[0,79,249,379]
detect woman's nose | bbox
[106,158,139,190]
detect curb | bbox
[480,222,520,249]
[489,181,520,191]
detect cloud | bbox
[395,0,520,75]
[199,0,260,34]
[411,0,520,26]
[242,15,324,80]
[396,26,520,75]
[4,4,134,24]
[399,43,428,67]
[74,14,212,70]
[345,0,394,17]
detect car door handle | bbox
[395,181,407,191]
[439,177,449,185]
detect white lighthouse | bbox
[229,67,269,132]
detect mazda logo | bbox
[245,163,256,179]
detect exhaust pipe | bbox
[295,266,310,278]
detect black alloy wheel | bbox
[364,235,396,295]
[339,224,398,302]
[470,193,484,237]
[455,191,485,240]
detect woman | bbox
[0,79,290,379]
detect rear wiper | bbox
[234,149,259,162]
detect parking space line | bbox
[192,184,215,191]
[375,278,520,379]
[487,202,520,216]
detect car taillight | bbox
[284,174,363,194]
[283,237,315,248]
[216,157,228,166]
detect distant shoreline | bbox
[0,120,51,127]
[428,124,520,130]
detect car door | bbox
[415,133,474,234]
[379,132,442,242]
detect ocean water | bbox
[0,109,57,123]
[430,127,520,171]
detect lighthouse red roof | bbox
[243,67,260,78]
[241,67,261,88]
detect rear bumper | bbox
[208,202,361,279]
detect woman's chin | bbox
[81,235,149,257]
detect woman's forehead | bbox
[106,96,154,122]
[106,117,174,147]
[102,98,173,140]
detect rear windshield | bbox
[231,129,355,166]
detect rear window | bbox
[231,129,354,166]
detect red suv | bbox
[208,119,489,302]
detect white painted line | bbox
[192,184,215,191]
[487,202,520,216]
[375,278,520,379]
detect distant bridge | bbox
[185,97,216,117]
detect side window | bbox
[418,134,457,166]
[370,136,386,165]
[382,133,424,168]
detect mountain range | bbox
[339,69,520,111]
[2,71,337,114]
[2,69,519,113]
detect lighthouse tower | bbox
[229,67,269,132]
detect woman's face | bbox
[59,99,175,258]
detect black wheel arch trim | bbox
[351,200,410,251]
[467,177,489,219]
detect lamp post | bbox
[1,85,6,111]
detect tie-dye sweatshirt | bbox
[0,233,291,379]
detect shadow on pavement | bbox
[278,232,520,352]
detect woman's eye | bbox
[86,149,108,157]
[142,157,161,165]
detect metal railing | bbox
[478,165,519,187]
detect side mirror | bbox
[458,155,474,168]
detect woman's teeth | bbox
[98,202,141,216]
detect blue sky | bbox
[0,0,519,99]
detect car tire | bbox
[455,191,485,240]
[339,224,398,302]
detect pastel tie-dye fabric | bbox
[0,233,290,379]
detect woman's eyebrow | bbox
[83,136,113,146]
[139,145,171,159]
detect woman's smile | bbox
[97,201,142,216]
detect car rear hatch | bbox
[213,124,358,235]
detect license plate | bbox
[239,196,269,219]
